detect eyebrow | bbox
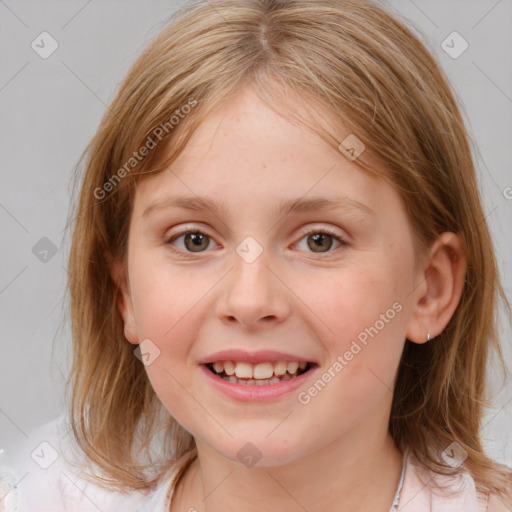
[143,194,375,219]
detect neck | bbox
[172,429,404,512]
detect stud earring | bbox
[427,333,431,342]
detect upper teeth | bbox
[211,361,308,379]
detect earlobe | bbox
[109,258,139,345]
[405,232,467,345]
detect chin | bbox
[207,435,307,469]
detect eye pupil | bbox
[307,233,333,252]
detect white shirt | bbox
[134,448,501,512]
[3,416,510,512]
[1,415,148,512]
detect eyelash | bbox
[164,226,348,259]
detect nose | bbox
[214,250,291,330]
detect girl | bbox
[6,0,512,510]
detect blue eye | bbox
[165,227,347,258]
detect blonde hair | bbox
[65,0,512,502]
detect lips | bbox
[199,360,318,400]
[198,349,317,366]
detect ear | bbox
[109,258,139,345]
[405,232,467,344]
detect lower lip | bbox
[199,364,317,402]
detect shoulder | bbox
[485,492,512,512]
[398,449,509,512]
[2,415,148,512]
[484,477,512,512]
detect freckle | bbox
[262,164,267,169]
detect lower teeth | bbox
[219,372,297,386]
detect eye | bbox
[295,228,347,254]
[166,230,216,256]
[165,226,347,257]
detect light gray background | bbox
[1,0,511,466]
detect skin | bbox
[113,87,467,511]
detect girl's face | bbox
[119,87,425,466]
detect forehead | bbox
[131,87,403,228]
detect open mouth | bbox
[204,360,316,386]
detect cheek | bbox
[143,357,202,437]
[300,263,407,396]
[134,268,202,414]
[301,269,405,429]
[305,264,403,341]
[130,259,206,341]
[129,264,207,407]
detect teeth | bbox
[273,361,287,376]
[224,361,236,375]
[287,362,299,374]
[222,374,294,386]
[253,363,274,379]
[208,360,310,380]
[234,362,253,379]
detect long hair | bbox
[65,0,512,501]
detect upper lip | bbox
[198,349,317,365]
